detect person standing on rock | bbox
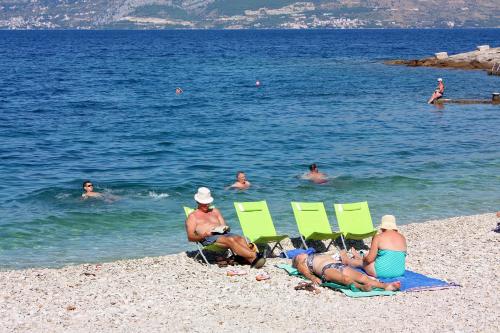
[428,78,445,104]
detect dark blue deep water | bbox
[0,29,499,269]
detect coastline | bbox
[1,213,499,332]
[385,46,500,71]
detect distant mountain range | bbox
[1,0,499,29]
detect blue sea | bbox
[0,29,499,269]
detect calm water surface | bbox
[0,29,499,268]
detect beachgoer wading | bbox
[303,163,328,184]
[229,171,251,190]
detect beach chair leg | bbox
[325,239,334,252]
[196,244,210,265]
[198,250,210,265]
[300,235,308,249]
[270,242,288,258]
[267,243,277,258]
[340,235,348,250]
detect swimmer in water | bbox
[303,163,328,184]
[81,180,120,202]
[175,87,183,95]
[81,180,102,199]
[255,80,261,87]
[229,171,251,190]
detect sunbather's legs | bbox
[340,249,377,277]
[215,236,256,263]
[428,91,443,104]
[343,267,400,291]
[322,267,345,283]
[362,262,377,277]
[321,267,371,291]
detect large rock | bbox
[386,47,500,71]
[435,52,448,60]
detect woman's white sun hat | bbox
[194,187,214,204]
[437,78,443,81]
[380,215,398,230]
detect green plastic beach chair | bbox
[183,206,230,265]
[334,201,377,249]
[291,202,342,251]
[234,201,289,258]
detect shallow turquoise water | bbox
[0,29,499,268]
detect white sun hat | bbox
[194,187,213,204]
[380,215,398,230]
[437,78,443,81]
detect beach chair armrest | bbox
[252,235,289,244]
[306,232,342,241]
[197,242,228,253]
[343,230,377,240]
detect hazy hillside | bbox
[0,0,499,29]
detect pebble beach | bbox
[1,213,499,332]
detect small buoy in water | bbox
[255,80,261,87]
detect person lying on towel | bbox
[185,187,265,268]
[340,215,407,278]
[293,253,400,291]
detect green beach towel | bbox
[275,264,396,298]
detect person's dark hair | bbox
[309,164,317,171]
[82,180,92,189]
[236,171,245,178]
[292,255,299,268]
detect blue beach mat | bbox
[377,269,460,292]
[279,248,316,259]
[276,264,459,297]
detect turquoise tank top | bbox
[374,249,406,278]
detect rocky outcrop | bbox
[386,46,500,71]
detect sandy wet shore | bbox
[1,213,499,332]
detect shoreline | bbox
[1,213,499,332]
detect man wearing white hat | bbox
[341,215,407,279]
[185,187,265,268]
[428,77,445,104]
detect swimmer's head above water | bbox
[82,180,102,198]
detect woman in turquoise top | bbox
[341,215,407,279]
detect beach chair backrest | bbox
[183,206,195,217]
[291,202,332,238]
[334,201,374,234]
[234,201,277,241]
